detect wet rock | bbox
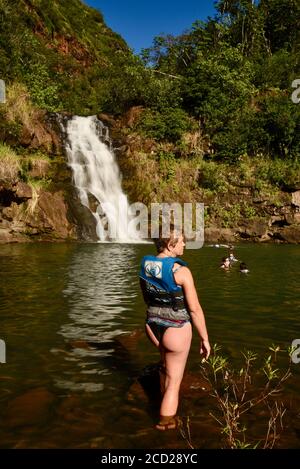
[128,363,211,409]
[65,186,98,242]
[1,189,76,240]
[181,372,212,395]
[33,190,76,239]
[0,226,28,243]
[89,436,106,448]
[278,225,300,243]
[182,418,221,449]
[45,113,70,155]
[36,397,105,446]
[115,329,144,351]
[238,219,269,239]
[13,439,33,449]
[87,193,99,213]
[5,387,55,428]
[0,182,92,242]
[55,396,103,428]
[110,409,149,435]
[0,160,83,241]
[127,364,162,406]
[69,340,91,350]
[56,396,81,416]
[0,227,13,243]
[204,227,236,243]
[58,416,103,440]
[127,380,151,404]
[42,421,102,448]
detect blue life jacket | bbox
[139,255,188,311]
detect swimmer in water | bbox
[239,262,249,273]
[228,252,238,265]
[220,257,230,270]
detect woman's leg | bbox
[145,323,160,348]
[145,323,167,396]
[159,322,192,418]
[145,323,167,371]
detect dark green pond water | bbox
[0,242,300,448]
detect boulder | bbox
[278,225,300,244]
[0,227,13,243]
[128,363,211,406]
[13,182,32,199]
[36,190,76,238]
[284,212,300,225]
[1,189,77,241]
[291,191,300,208]
[268,215,283,227]
[204,227,236,243]
[65,186,98,241]
[5,387,55,428]
[238,219,269,239]
[16,111,61,154]
[2,202,21,221]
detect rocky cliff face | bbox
[0,167,98,244]
[0,112,98,244]
[0,180,71,243]
[1,106,299,244]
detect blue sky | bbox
[84,0,217,53]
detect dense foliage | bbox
[0,0,145,114]
[0,0,299,160]
[140,0,300,160]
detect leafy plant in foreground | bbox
[200,344,294,449]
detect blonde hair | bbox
[153,224,182,253]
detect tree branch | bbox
[147,69,182,79]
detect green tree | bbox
[259,0,300,53]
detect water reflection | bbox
[1,243,300,448]
[54,244,137,392]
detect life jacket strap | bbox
[139,278,186,311]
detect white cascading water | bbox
[65,115,141,242]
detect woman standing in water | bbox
[139,226,210,430]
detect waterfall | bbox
[65,115,141,242]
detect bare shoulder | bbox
[173,265,194,286]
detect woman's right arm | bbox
[174,267,211,359]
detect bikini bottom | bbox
[146,319,189,343]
